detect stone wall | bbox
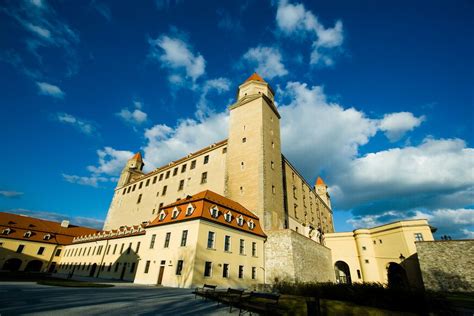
[416,240,474,292]
[265,229,334,284]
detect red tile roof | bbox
[316,177,326,186]
[0,212,99,245]
[130,152,143,162]
[148,190,266,238]
[245,72,266,83]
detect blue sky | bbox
[1,0,473,238]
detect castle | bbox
[4,73,463,291]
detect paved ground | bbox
[0,282,234,315]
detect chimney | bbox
[61,220,70,228]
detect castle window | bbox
[414,233,424,241]
[252,267,256,279]
[248,220,255,230]
[222,147,227,154]
[242,137,246,143]
[203,155,209,164]
[186,203,195,216]
[293,186,297,199]
[181,164,187,173]
[239,239,245,255]
[357,270,362,279]
[238,265,244,279]
[201,172,208,184]
[165,171,170,179]
[190,160,196,169]
[272,185,276,194]
[379,240,383,244]
[159,211,166,221]
[152,208,155,214]
[237,215,244,227]
[162,185,167,196]
[120,243,125,254]
[159,174,163,181]
[207,231,215,249]
[252,242,257,256]
[43,234,51,240]
[150,234,156,249]
[132,184,136,191]
[126,242,132,254]
[2,228,11,235]
[271,161,274,169]
[362,246,366,251]
[181,230,188,246]
[240,186,244,195]
[241,161,245,170]
[55,249,61,256]
[243,125,246,131]
[176,260,184,275]
[122,188,126,195]
[139,182,143,189]
[295,227,299,233]
[204,261,212,277]
[224,235,231,252]
[137,194,142,204]
[210,206,219,218]
[373,240,376,245]
[127,186,131,193]
[224,212,232,222]
[113,244,117,255]
[16,244,24,253]
[294,204,298,218]
[173,167,178,176]
[272,142,275,149]
[136,242,140,253]
[164,232,171,248]
[24,231,32,238]
[159,202,164,210]
[223,263,229,278]
[153,176,157,184]
[178,179,184,191]
[172,207,180,219]
[37,247,45,255]
[144,261,151,274]
[146,179,150,186]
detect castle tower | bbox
[117,152,144,188]
[315,176,331,209]
[225,73,285,230]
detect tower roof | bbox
[316,176,326,186]
[130,152,143,162]
[245,72,266,83]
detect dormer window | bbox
[43,234,52,240]
[224,212,232,223]
[24,231,32,238]
[210,206,219,218]
[2,228,11,235]
[159,211,166,221]
[186,203,195,216]
[248,220,255,230]
[237,215,244,227]
[172,207,180,219]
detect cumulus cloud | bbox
[0,191,24,198]
[6,208,104,229]
[36,81,65,98]
[62,174,112,188]
[56,112,96,135]
[196,78,231,120]
[242,46,288,79]
[143,112,228,168]
[148,33,206,85]
[378,112,425,142]
[87,147,135,176]
[275,0,344,66]
[116,101,148,125]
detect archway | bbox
[2,258,22,271]
[89,263,97,277]
[387,262,409,288]
[25,260,43,272]
[334,261,352,284]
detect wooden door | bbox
[157,266,165,285]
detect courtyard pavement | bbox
[0,282,234,315]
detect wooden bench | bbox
[192,284,217,300]
[216,288,245,312]
[238,292,281,315]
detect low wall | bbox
[416,240,474,292]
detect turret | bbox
[315,177,331,209]
[237,73,275,103]
[116,152,144,188]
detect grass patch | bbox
[37,280,114,288]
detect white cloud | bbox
[0,191,24,198]
[242,46,288,79]
[25,22,51,39]
[379,112,426,142]
[275,0,344,66]
[56,112,96,135]
[148,34,206,84]
[196,78,231,120]
[62,174,111,188]
[143,112,228,168]
[87,147,135,176]
[6,208,104,229]
[116,101,148,125]
[36,81,65,98]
